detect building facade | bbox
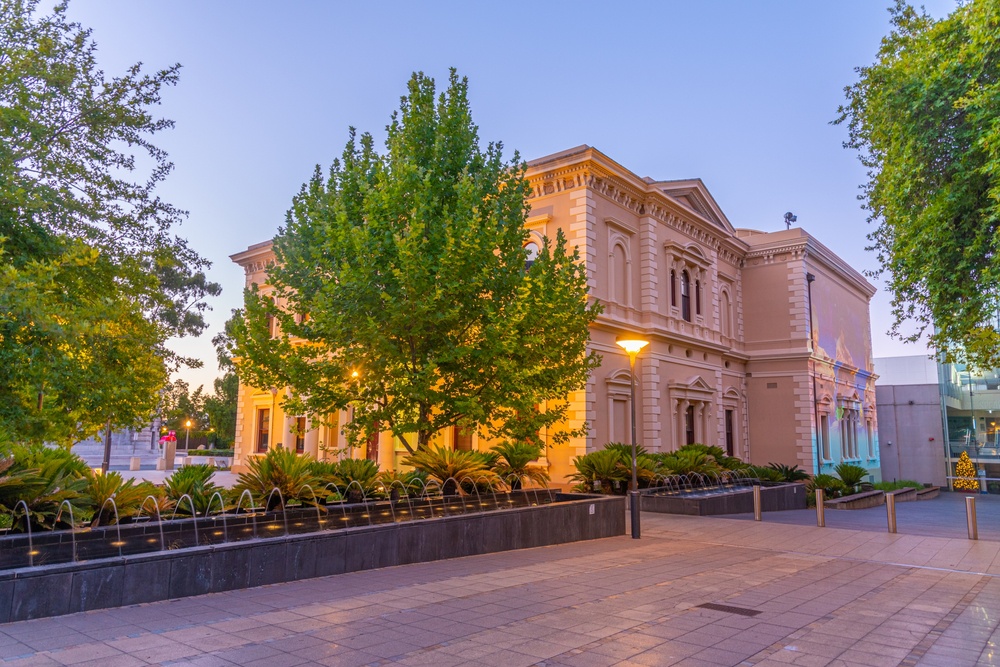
[877,354,1000,490]
[231,146,879,485]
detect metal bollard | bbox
[966,496,979,540]
[753,485,762,521]
[886,492,897,534]
[816,488,826,527]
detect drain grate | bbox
[694,602,762,617]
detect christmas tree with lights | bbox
[954,451,980,491]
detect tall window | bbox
[820,414,830,460]
[256,408,270,453]
[524,241,540,270]
[867,419,875,458]
[681,271,691,322]
[612,243,628,304]
[695,279,701,315]
[685,405,695,445]
[670,270,677,307]
[724,409,735,456]
[294,416,306,453]
[721,291,732,337]
[453,426,473,451]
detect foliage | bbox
[603,442,648,459]
[655,449,722,477]
[0,0,222,443]
[766,463,811,483]
[746,465,784,484]
[163,464,222,515]
[203,372,238,447]
[569,448,629,494]
[873,480,924,491]
[834,462,869,491]
[836,1,1000,368]
[234,449,319,509]
[83,471,147,527]
[4,444,88,530]
[232,69,601,454]
[403,445,500,494]
[954,451,979,491]
[377,468,429,496]
[491,442,549,489]
[333,458,381,498]
[808,473,848,499]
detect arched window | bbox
[612,243,628,304]
[670,270,677,307]
[524,241,540,270]
[680,271,691,322]
[721,291,732,338]
[695,280,701,315]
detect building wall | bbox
[230,145,878,484]
[875,384,947,486]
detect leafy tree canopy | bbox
[233,69,601,454]
[837,1,1000,369]
[0,0,220,443]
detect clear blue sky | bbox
[66,0,958,391]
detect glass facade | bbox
[940,362,1000,491]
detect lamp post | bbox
[184,419,192,451]
[616,334,649,539]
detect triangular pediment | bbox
[653,179,735,235]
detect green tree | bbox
[837,1,1000,369]
[0,0,220,443]
[233,70,601,454]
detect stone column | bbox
[305,419,319,459]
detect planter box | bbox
[824,489,884,510]
[640,483,806,516]
[886,487,918,503]
[0,492,623,623]
[916,486,940,500]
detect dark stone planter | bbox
[639,483,806,516]
[0,492,623,623]
[824,489,885,510]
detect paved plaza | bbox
[4,502,1000,666]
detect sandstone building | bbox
[231,146,879,485]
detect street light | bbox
[616,334,649,539]
[185,419,192,451]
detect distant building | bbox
[231,146,879,485]
[877,354,1000,490]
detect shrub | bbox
[84,471,148,526]
[656,449,722,477]
[746,465,784,483]
[873,479,924,492]
[766,463,811,482]
[834,463,869,491]
[808,473,847,498]
[333,458,380,499]
[235,449,319,510]
[164,464,223,515]
[491,442,549,489]
[569,448,628,493]
[377,469,428,496]
[403,446,500,495]
[5,445,89,531]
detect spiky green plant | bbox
[746,465,784,483]
[569,448,629,493]
[84,471,148,526]
[164,464,222,515]
[656,449,722,477]
[766,463,811,483]
[403,446,500,495]
[235,449,320,510]
[491,442,549,489]
[5,445,89,531]
[809,473,847,498]
[834,462,869,491]
[377,469,428,496]
[334,458,380,499]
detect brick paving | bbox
[4,509,1000,666]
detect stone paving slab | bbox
[3,512,1000,666]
